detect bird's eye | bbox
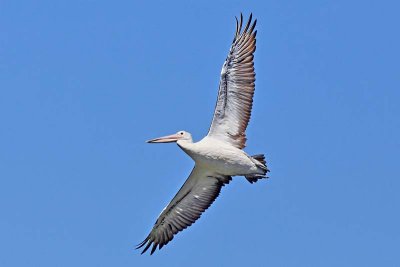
[180,132,183,135]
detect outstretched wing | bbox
[208,13,257,149]
[136,166,231,255]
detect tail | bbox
[245,154,270,184]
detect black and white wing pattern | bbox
[136,166,231,255]
[208,13,257,149]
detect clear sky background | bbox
[1,1,399,266]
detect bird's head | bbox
[147,130,192,143]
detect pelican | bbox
[137,13,269,255]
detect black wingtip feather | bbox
[150,243,157,255]
[242,13,253,33]
[239,13,243,34]
[141,239,152,254]
[136,237,148,249]
[250,19,257,34]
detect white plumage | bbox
[137,13,269,255]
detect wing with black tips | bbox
[136,166,231,255]
[208,13,257,149]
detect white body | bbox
[177,137,263,177]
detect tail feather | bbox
[252,154,266,166]
[245,154,270,184]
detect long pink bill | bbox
[146,133,181,143]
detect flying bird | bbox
[137,13,269,255]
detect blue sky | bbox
[1,0,399,266]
